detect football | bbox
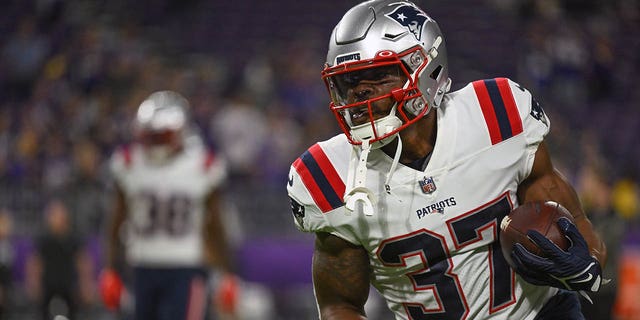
[499,201,574,268]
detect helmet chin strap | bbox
[384,136,402,195]
[344,139,376,216]
[344,135,404,216]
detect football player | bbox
[287,1,607,319]
[101,90,237,320]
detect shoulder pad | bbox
[471,77,524,145]
[290,143,346,213]
[110,144,133,172]
[201,147,227,188]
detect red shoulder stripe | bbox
[473,80,502,144]
[495,78,523,136]
[122,145,132,168]
[293,144,345,213]
[204,150,216,170]
[308,144,345,201]
[472,78,523,145]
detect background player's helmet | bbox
[322,0,451,147]
[134,90,189,162]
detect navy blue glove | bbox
[510,217,602,293]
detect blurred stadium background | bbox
[0,0,638,319]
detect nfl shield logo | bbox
[419,176,437,194]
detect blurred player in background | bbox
[287,0,607,319]
[0,210,13,320]
[31,199,92,320]
[101,90,238,320]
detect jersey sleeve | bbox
[470,77,551,181]
[287,164,332,234]
[202,149,227,190]
[109,145,132,187]
[504,78,551,180]
[286,148,360,245]
[504,78,551,147]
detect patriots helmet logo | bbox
[385,4,430,41]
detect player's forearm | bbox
[539,171,607,266]
[204,191,233,271]
[313,234,371,320]
[105,214,126,268]
[574,215,607,267]
[320,305,367,320]
[204,235,232,271]
[106,189,127,268]
[203,222,232,271]
[105,246,115,269]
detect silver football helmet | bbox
[322,0,451,147]
[134,90,189,162]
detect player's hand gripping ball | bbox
[500,201,603,293]
[499,201,574,269]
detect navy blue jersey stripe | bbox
[484,79,514,140]
[300,150,343,210]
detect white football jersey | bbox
[288,78,556,319]
[110,139,226,267]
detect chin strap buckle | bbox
[344,187,376,216]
